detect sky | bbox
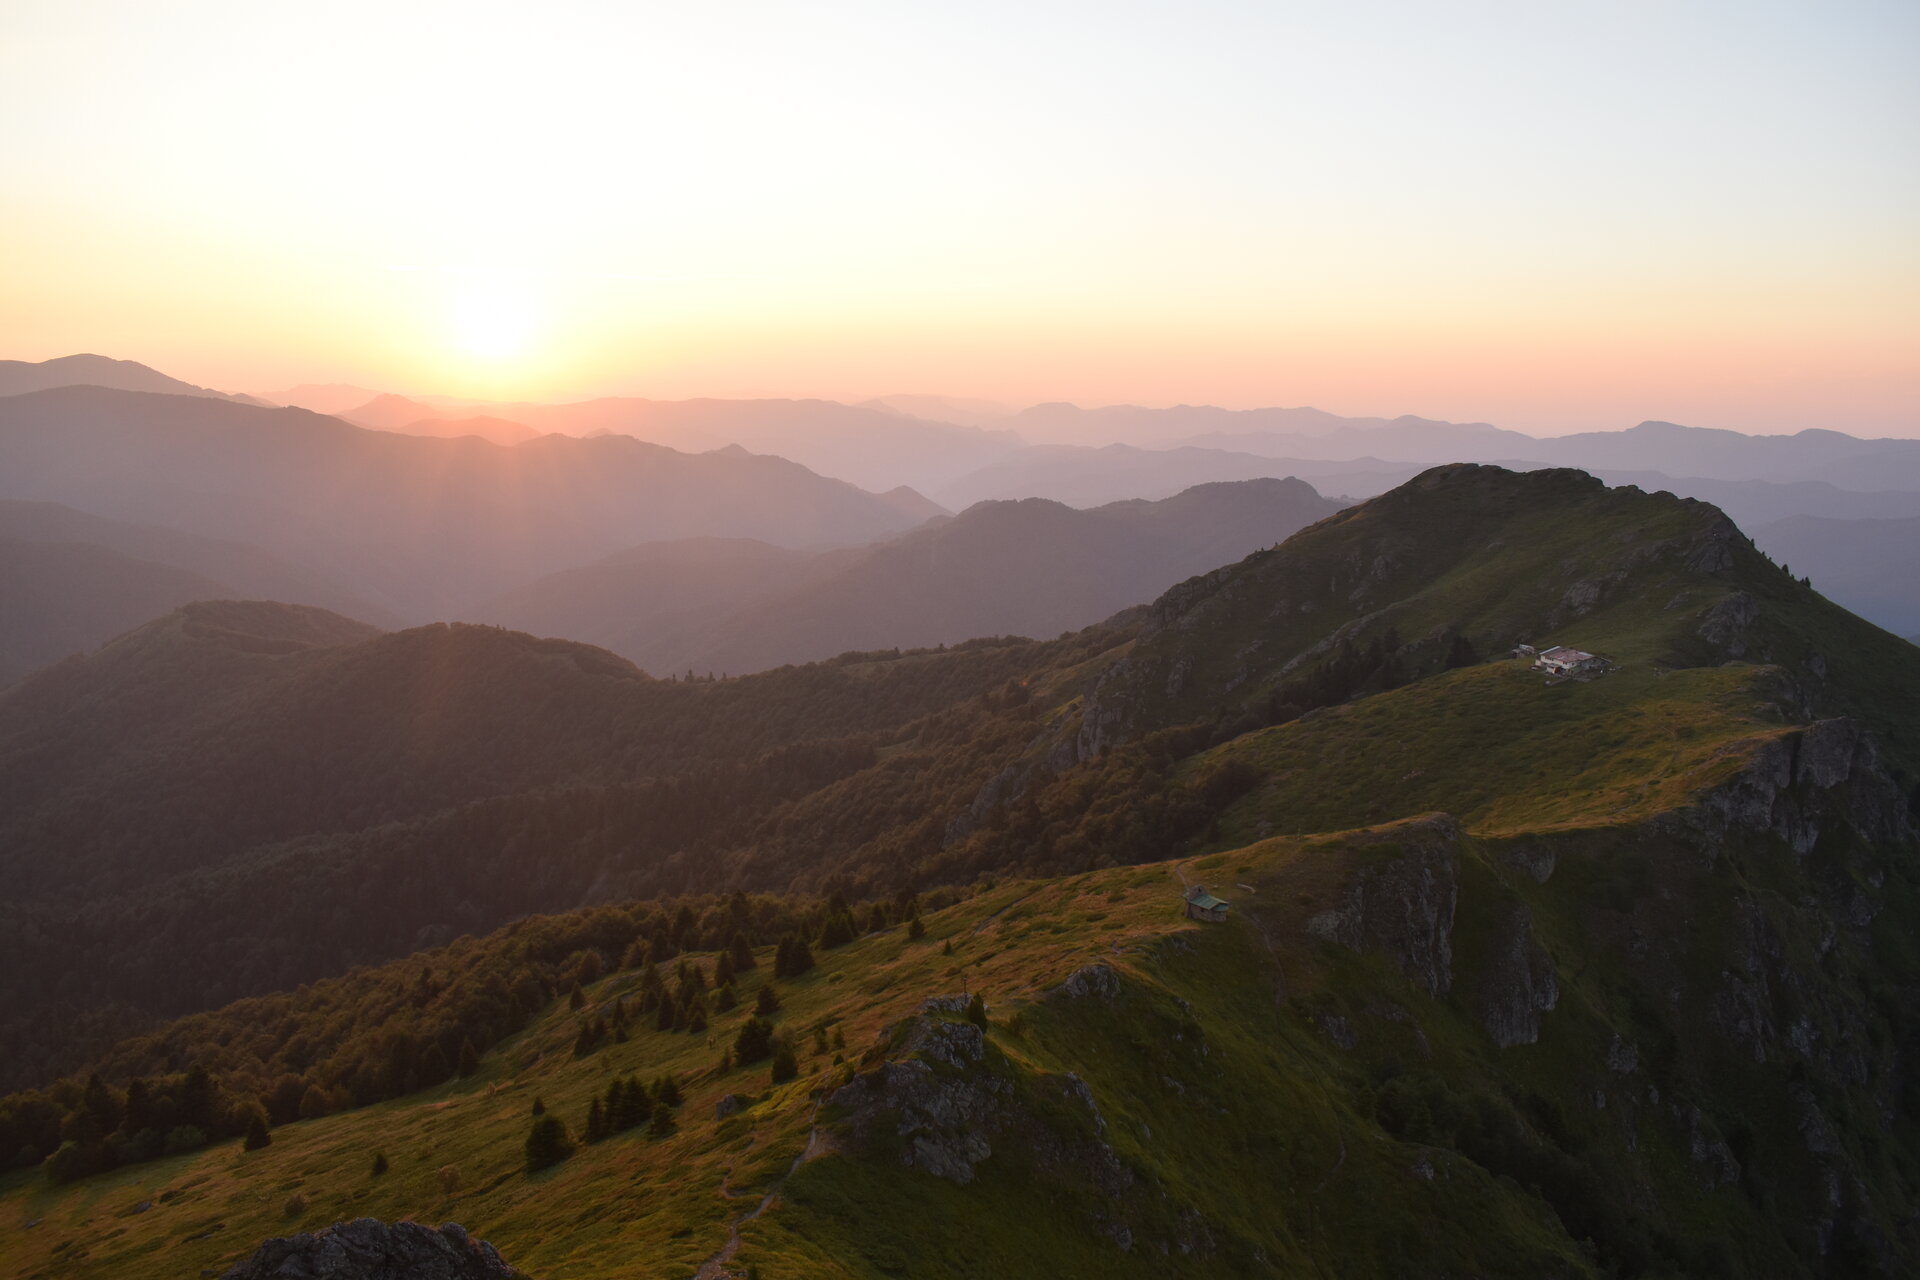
[2,0,1915,435]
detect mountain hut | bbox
[1533,645,1607,677]
[1184,884,1229,923]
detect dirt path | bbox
[691,1098,827,1280]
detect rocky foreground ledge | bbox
[219,1218,527,1279]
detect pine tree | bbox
[729,931,756,971]
[817,912,855,950]
[756,983,781,1015]
[770,1042,799,1085]
[585,1097,607,1143]
[419,1043,452,1085]
[568,983,586,1011]
[714,982,738,1012]
[714,951,736,987]
[733,1016,774,1065]
[241,1108,272,1152]
[653,1074,683,1108]
[908,913,926,941]
[966,993,988,1030]
[371,1151,389,1176]
[648,1101,675,1138]
[531,1096,546,1116]
[686,1003,708,1034]
[525,1115,574,1171]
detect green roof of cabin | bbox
[1187,889,1228,911]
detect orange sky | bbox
[2,1,1915,436]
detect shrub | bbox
[371,1151,389,1176]
[966,993,988,1030]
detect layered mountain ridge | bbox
[2,462,1917,1278]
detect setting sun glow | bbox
[0,1,1914,433]
[451,282,535,362]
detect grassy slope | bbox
[1196,659,1793,843]
[0,848,1596,1280]
[4,747,1912,1277]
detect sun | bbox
[451,283,534,360]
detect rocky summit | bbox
[219,1219,524,1280]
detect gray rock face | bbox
[829,1016,1131,1199]
[1304,816,1460,996]
[220,1219,522,1280]
[1475,903,1560,1048]
[828,1018,1004,1184]
[1696,590,1761,656]
[1050,963,1123,1005]
[714,1093,748,1120]
[1687,718,1915,858]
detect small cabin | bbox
[1511,643,1538,659]
[1184,884,1229,923]
[1534,645,1607,677]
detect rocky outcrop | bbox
[1304,817,1460,996]
[1473,903,1559,1048]
[1686,718,1916,857]
[828,1014,1141,1245]
[1696,590,1761,656]
[830,1019,1003,1183]
[220,1219,523,1280]
[1049,963,1123,1005]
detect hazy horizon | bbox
[5,1,1914,437]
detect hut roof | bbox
[1185,885,1229,911]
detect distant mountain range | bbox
[0,354,261,404]
[475,477,1345,675]
[0,500,392,684]
[0,387,933,619]
[6,352,1916,663]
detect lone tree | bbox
[966,993,988,1030]
[733,1016,774,1065]
[525,1115,574,1172]
[770,1042,799,1085]
[241,1107,272,1152]
[370,1151,389,1177]
[755,983,781,1016]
